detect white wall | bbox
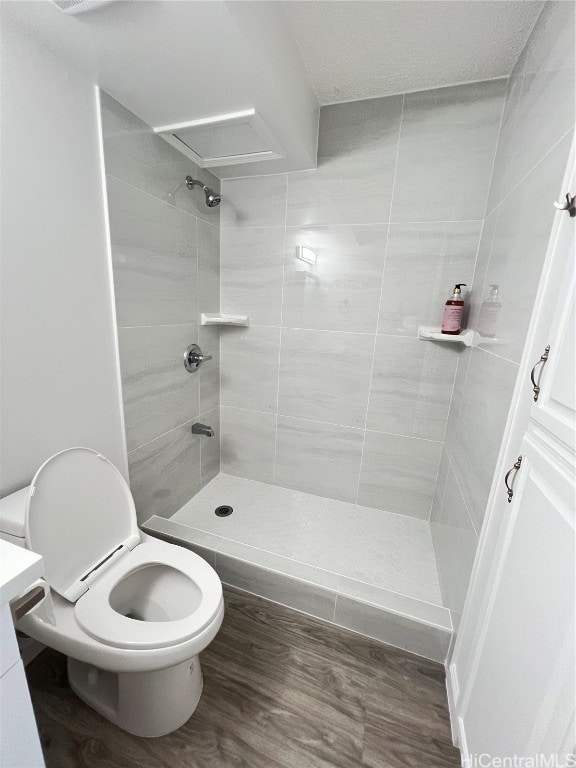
[0,17,127,495]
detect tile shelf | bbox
[418,326,474,346]
[201,313,249,327]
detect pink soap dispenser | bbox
[441,283,467,335]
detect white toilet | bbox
[0,447,224,738]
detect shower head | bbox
[204,189,222,208]
[185,176,222,208]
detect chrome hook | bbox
[553,193,576,217]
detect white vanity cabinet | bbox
[0,540,45,768]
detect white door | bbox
[452,147,575,764]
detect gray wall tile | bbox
[278,328,373,428]
[430,448,450,527]
[444,346,472,450]
[334,595,451,663]
[214,553,337,622]
[286,96,403,226]
[100,91,201,218]
[377,221,481,337]
[466,210,498,333]
[431,457,478,632]
[220,406,276,483]
[367,336,458,441]
[391,80,506,222]
[502,1,575,197]
[358,431,442,519]
[128,421,202,524]
[103,93,220,508]
[108,175,198,327]
[221,325,281,413]
[282,225,387,333]
[220,174,287,228]
[218,81,508,522]
[200,406,220,485]
[118,324,200,452]
[199,325,220,416]
[484,65,525,216]
[275,416,364,503]
[221,227,285,326]
[477,134,572,363]
[198,220,220,319]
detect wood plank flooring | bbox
[25,587,461,768]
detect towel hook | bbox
[553,193,576,217]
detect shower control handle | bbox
[184,343,212,373]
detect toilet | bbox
[0,447,224,738]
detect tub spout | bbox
[191,423,214,437]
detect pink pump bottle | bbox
[441,283,467,335]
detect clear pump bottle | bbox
[478,284,501,338]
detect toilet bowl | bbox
[0,447,224,737]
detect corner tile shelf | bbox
[201,313,249,327]
[418,326,474,347]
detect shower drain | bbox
[215,505,233,517]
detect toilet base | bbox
[67,655,203,737]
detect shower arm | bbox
[185,176,208,192]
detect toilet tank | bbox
[0,487,30,548]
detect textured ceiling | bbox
[282,1,544,105]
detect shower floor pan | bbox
[143,473,452,662]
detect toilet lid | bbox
[25,448,139,602]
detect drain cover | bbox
[215,505,233,517]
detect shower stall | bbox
[100,0,574,662]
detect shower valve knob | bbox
[184,343,212,373]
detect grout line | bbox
[118,322,199,330]
[128,416,200,454]
[432,448,451,530]
[317,75,509,109]
[219,218,484,231]
[196,217,203,476]
[105,172,202,221]
[216,323,427,339]
[357,93,405,505]
[480,80,509,221]
[273,175,289,484]
[220,403,444,444]
[444,449,479,538]
[472,344,520,366]
[484,124,574,220]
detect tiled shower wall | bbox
[431,1,575,631]
[219,79,507,519]
[100,93,221,524]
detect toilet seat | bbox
[25,447,140,602]
[20,447,223,654]
[75,539,222,650]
